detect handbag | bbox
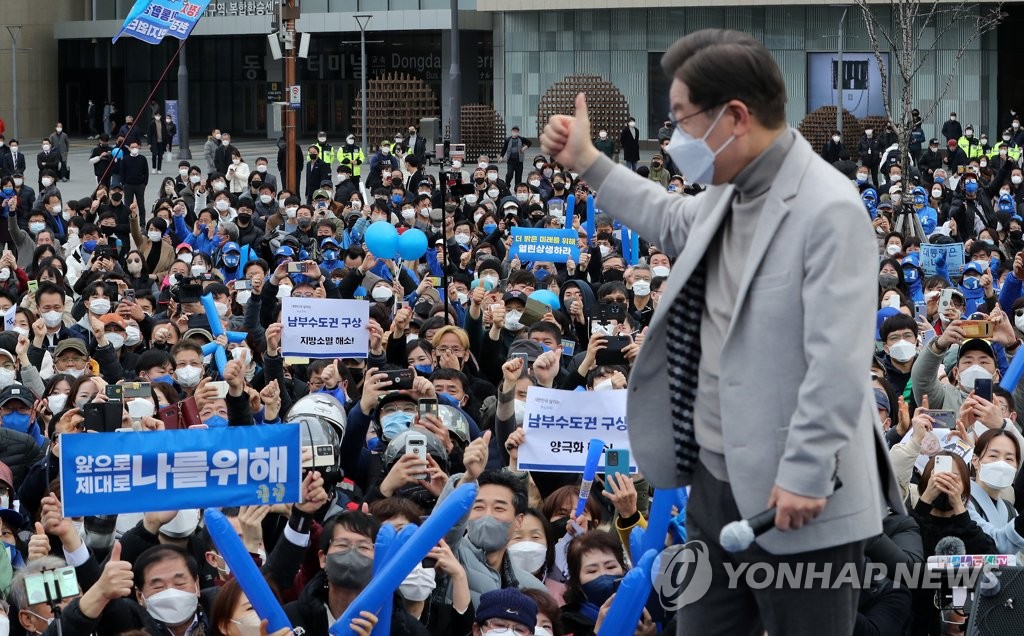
[158,396,200,430]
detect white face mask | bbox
[230,611,262,636]
[482,274,499,288]
[0,269,10,283]
[89,298,111,315]
[465,194,478,206]
[125,325,143,346]
[127,398,155,420]
[191,264,207,277]
[175,365,203,388]
[41,177,54,187]
[513,399,527,425]
[959,364,993,391]
[665,106,734,184]
[212,181,226,192]
[236,290,252,305]
[979,460,1017,490]
[189,174,201,184]
[632,280,651,296]
[932,188,943,198]
[148,230,163,243]
[178,252,193,264]
[886,244,901,256]
[214,302,229,318]
[507,540,547,573]
[13,178,22,187]
[144,586,199,626]
[651,265,670,278]
[1014,176,1024,186]
[179,168,189,177]
[371,286,394,302]
[277,285,292,299]
[215,200,230,211]
[504,309,524,331]
[888,340,916,363]
[11,326,28,339]
[456,291,469,305]
[42,310,63,328]
[398,563,436,602]
[130,148,140,157]
[0,368,16,389]
[529,179,541,188]
[454,233,471,246]
[106,332,125,350]
[487,188,500,199]
[47,393,68,414]
[401,208,415,221]
[285,207,298,219]
[599,245,611,258]
[535,628,553,636]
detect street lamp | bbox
[835,5,849,134]
[354,15,372,150]
[6,26,21,140]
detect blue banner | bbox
[113,0,213,44]
[510,227,581,264]
[60,424,301,517]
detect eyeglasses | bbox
[481,621,532,636]
[330,539,374,554]
[435,346,465,356]
[668,104,720,132]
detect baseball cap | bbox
[475,589,537,632]
[313,188,331,200]
[54,339,88,359]
[958,338,995,362]
[507,339,544,362]
[100,314,127,329]
[873,388,890,415]
[0,384,34,409]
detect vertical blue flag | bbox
[113,0,213,44]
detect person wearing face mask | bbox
[911,322,1020,418]
[130,204,175,281]
[954,261,993,315]
[858,127,883,187]
[879,315,920,410]
[899,253,924,304]
[119,141,149,221]
[647,153,670,187]
[147,112,169,175]
[908,185,937,237]
[471,589,538,636]
[618,117,640,171]
[0,140,27,180]
[225,151,250,195]
[366,141,400,192]
[820,129,848,164]
[501,126,528,186]
[337,134,366,185]
[964,429,1024,554]
[36,138,60,191]
[279,512,425,635]
[0,382,45,446]
[559,531,649,636]
[213,131,238,176]
[541,30,905,635]
[949,174,997,242]
[131,544,215,635]
[303,145,331,205]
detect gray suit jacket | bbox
[583,131,904,554]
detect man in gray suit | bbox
[542,29,902,634]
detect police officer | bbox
[337,133,366,185]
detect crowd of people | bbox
[0,94,1021,636]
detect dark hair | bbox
[528,321,562,343]
[133,544,199,589]
[563,530,627,607]
[35,282,65,307]
[918,452,970,505]
[541,484,603,529]
[973,429,1021,477]
[522,588,563,636]
[660,29,787,129]
[880,314,919,342]
[508,269,538,290]
[477,470,528,515]
[367,497,426,525]
[318,511,381,551]
[429,367,469,392]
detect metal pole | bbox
[449,0,460,141]
[355,15,372,153]
[177,40,192,159]
[836,6,847,134]
[7,27,20,140]
[284,0,297,193]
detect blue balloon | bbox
[397,228,428,261]
[111,147,123,160]
[364,221,399,258]
[528,289,561,311]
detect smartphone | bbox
[83,402,123,433]
[922,409,957,428]
[511,352,530,377]
[382,368,414,390]
[603,449,631,492]
[27,279,38,294]
[208,381,229,399]
[418,398,438,420]
[122,382,152,399]
[24,566,80,605]
[974,378,993,402]
[598,303,625,322]
[596,335,630,365]
[960,320,993,339]
[287,261,307,274]
[104,384,124,401]
[914,302,928,321]
[234,279,253,291]
[938,289,956,315]
[934,455,954,474]
[427,276,441,287]
[406,431,429,480]
[560,339,576,357]
[123,288,136,303]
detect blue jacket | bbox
[184,224,223,256]
[999,271,1023,314]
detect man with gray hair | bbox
[11,547,134,634]
[542,28,902,634]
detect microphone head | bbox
[935,536,966,556]
[719,519,755,553]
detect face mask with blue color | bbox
[223,255,240,268]
[1,187,13,196]
[204,414,228,427]
[151,374,174,385]
[322,249,338,262]
[392,194,403,205]
[83,240,97,253]
[581,574,622,606]
[2,411,32,435]
[962,275,981,290]
[914,194,926,207]
[935,176,946,185]
[380,411,414,440]
[534,268,550,282]
[414,364,434,375]
[965,181,979,195]
[483,223,497,234]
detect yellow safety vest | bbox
[958,136,984,159]
[337,147,366,177]
[990,142,1023,163]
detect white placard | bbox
[281,297,369,359]
[517,386,636,473]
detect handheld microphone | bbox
[719,507,777,553]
